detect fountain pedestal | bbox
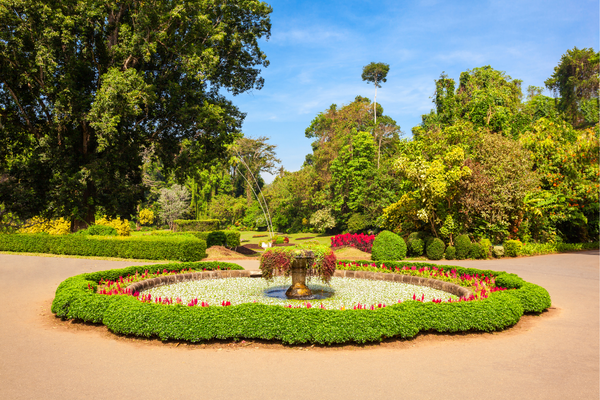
[285,250,315,299]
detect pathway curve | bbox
[0,251,598,399]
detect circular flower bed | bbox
[52,260,551,344]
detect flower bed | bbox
[52,261,551,345]
[331,233,375,253]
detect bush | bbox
[330,233,375,253]
[96,216,131,236]
[149,230,240,249]
[455,234,472,259]
[492,245,505,258]
[272,235,285,245]
[0,233,206,261]
[18,217,71,235]
[52,260,550,345]
[445,246,456,260]
[83,225,117,236]
[138,209,155,225]
[426,238,445,260]
[207,231,227,247]
[406,232,428,256]
[347,213,369,233]
[371,231,407,261]
[470,243,485,259]
[173,219,220,232]
[479,238,492,259]
[504,240,523,257]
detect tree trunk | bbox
[71,184,95,232]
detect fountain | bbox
[285,249,314,298]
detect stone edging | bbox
[127,269,472,298]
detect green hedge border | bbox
[52,261,551,345]
[0,234,207,261]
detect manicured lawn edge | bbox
[52,261,551,345]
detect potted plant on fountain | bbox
[260,243,336,299]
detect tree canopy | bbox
[0,0,272,230]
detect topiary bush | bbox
[407,232,427,256]
[455,234,472,259]
[426,238,445,260]
[445,245,456,260]
[173,219,220,232]
[371,230,407,261]
[206,231,227,247]
[479,238,492,259]
[492,245,505,258]
[504,240,523,257]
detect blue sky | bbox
[225,0,599,183]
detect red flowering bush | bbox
[260,244,336,282]
[330,233,375,253]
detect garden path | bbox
[0,251,597,400]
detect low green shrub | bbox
[80,225,117,236]
[150,230,240,248]
[371,231,407,261]
[426,238,445,260]
[53,260,550,345]
[207,231,227,247]
[470,243,485,259]
[479,238,492,259]
[455,234,471,259]
[407,232,427,256]
[492,245,504,258]
[504,240,523,257]
[0,233,206,261]
[173,219,220,232]
[445,246,456,260]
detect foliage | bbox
[260,244,337,283]
[158,185,191,230]
[371,230,407,261]
[138,209,155,226]
[346,213,369,233]
[330,233,375,253]
[406,232,427,257]
[0,233,207,261]
[361,62,390,125]
[80,225,118,236]
[150,229,240,248]
[95,216,131,236]
[0,0,271,228]
[469,243,484,259]
[309,208,336,233]
[454,234,472,260]
[545,47,600,128]
[426,238,445,260]
[18,217,71,235]
[504,240,523,257]
[52,261,550,344]
[206,231,227,248]
[479,238,492,259]
[445,246,456,260]
[492,246,504,258]
[208,194,246,227]
[173,219,221,232]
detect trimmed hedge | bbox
[504,240,523,257]
[0,234,206,261]
[371,230,407,261]
[445,246,456,260]
[151,230,240,248]
[52,259,551,345]
[455,234,471,259]
[173,219,220,232]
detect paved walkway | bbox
[0,251,598,400]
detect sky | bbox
[224,0,599,183]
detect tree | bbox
[361,62,390,125]
[158,184,191,230]
[545,47,599,128]
[0,0,271,230]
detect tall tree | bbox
[361,62,390,125]
[0,0,271,230]
[545,47,599,128]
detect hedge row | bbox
[150,230,241,248]
[0,234,207,261]
[52,260,551,344]
[173,219,220,232]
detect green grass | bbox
[238,231,333,250]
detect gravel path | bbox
[0,251,598,400]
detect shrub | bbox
[504,240,523,257]
[426,238,445,260]
[149,230,240,248]
[470,243,485,259]
[309,208,336,233]
[492,245,505,258]
[84,225,117,236]
[18,217,71,235]
[173,219,220,232]
[330,233,375,253]
[0,233,206,261]
[455,234,472,259]
[207,231,227,247]
[224,230,241,248]
[371,231,407,261]
[445,246,456,260]
[407,232,428,256]
[96,216,131,236]
[479,238,492,259]
[138,209,155,225]
[272,235,285,245]
[347,213,368,233]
